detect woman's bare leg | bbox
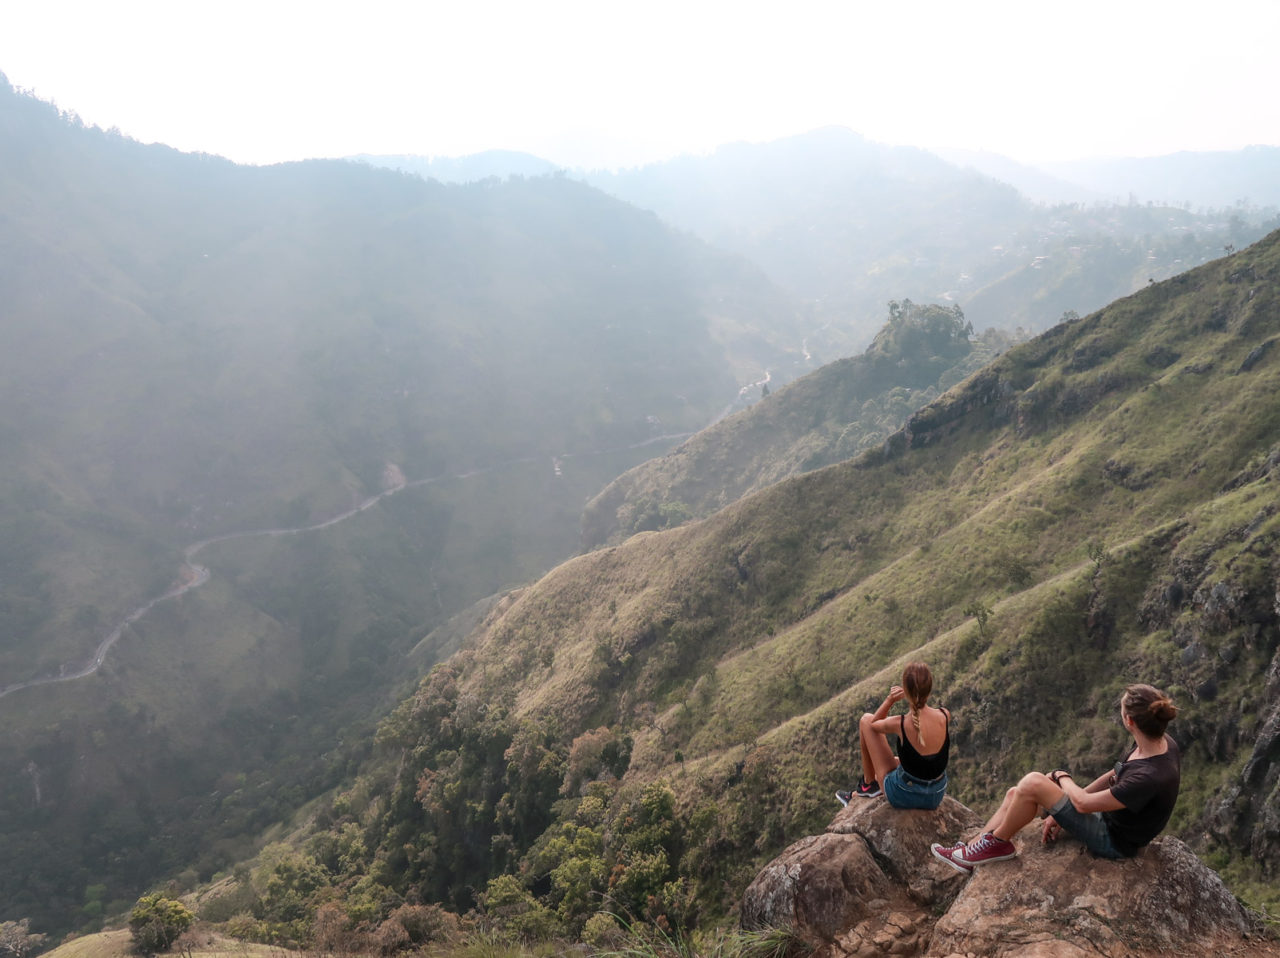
[858,712,899,787]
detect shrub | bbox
[479,874,561,942]
[129,894,195,953]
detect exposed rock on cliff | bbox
[742,796,1275,957]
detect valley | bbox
[0,428,719,702]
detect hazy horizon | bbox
[2,0,1278,171]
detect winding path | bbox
[0,432,694,702]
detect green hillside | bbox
[0,75,805,933]
[202,229,1280,946]
[581,299,1026,547]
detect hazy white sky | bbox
[2,0,1277,169]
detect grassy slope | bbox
[580,308,1010,548]
[44,929,284,958]
[428,229,1280,910]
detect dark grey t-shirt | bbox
[1104,736,1181,856]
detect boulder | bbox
[827,795,982,907]
[742,796,978,953]
[742,796,1276,957]
[739,832,897,942]
[930,829,1262,957]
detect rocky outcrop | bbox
[1207,643,1280,869]
[741,796,1275,957]
[738,831,900,943]
[930,833,1256,957]
[824,796,981,909]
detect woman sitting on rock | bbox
[837,661,950,810]
[931,683,1179,871]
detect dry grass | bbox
[44,930,288,958]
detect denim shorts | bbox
[1049,795,1125,858]
[883,765,947,810]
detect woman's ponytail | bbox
[910,703,925,749]
[902,661,933,749]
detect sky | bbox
[1,0,1278,170]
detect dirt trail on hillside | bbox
[0,431,696,702]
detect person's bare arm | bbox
[867,686,905,732]
[1042,767,1121,841]
[1055,772,1125,813]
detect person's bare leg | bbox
[980,786,1020,836]
[858,717,873,783]
[858,712,898,786]
[964,772,1063,844]
[990,773,1062,842]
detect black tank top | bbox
[898,709,950,780]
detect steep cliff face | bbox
[1207,641,1280,867]
[743,798,1275,957]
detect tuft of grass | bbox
[590,916,810,958]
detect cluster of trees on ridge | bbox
[583,299,1029,547]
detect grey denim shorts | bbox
[1048,794,1125,859]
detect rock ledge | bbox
[741,796,1274,957]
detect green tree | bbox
[257,852,328,922]
[962,600,993,639]
[128,894,194,953]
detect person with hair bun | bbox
[932,683,1180,872]
[837,661,951,810]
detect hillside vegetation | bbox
[581,299,1025,547]
[190,229,1280,947]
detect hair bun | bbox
[1154,698,1178,722]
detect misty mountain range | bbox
[356,133,1280,211]
[359,129,1279,346]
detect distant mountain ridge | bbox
[1043,146,1280,208]
[582,129,1278,343]
[936,145,1280,209]
[932,146,1109,205]
[582,127,1028,349]
[351,149,560,183]
[362,131,1279,347]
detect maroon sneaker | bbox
[932,833,1017,872]
[955,832,1017,867]
[930,840,974,874]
